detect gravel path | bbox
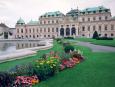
[76,41,115,52]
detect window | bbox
[111,33,114,36]
[48,28,50,32]
[52,20,54,24]
[48,21,50,24]
[105,16,108,20]
[56,20,58,23]
[105,25,107,30]
[48,35,50,37]
[93,11,96,13]
[44,35,46,37]
[21,29,23,33]
[17,29,19,33]
[88,26,90,31]
[29,28,31,33]
[93,26,95,31]
[105,34,107,37]
[56,28,58,32]
[93,17,96,21]
[30,35,31,37]
[88,18,90,21]
[66,25,69,27]
[111,25,114,30]
[52,28,54,32]
[44,28,46,32]
[99,17,101,20]
[82,26,85,31]
[61,25,63,27]
[44,21,46,24]
[99,25,101,31]
[40,28,42,32]
[82,34,85,36]
[82,18,85,22]
[37,35,39,37]
[33,35,35,38]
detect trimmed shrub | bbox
[92,31,99,39]
[0,72,14,87]
[96,37,113,40]
[64,37,74,39]
[64,45,74,53]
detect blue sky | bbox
[0,0,115,27]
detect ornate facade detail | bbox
[15,6,115,39]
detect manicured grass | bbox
[0,40,115,87]
[76,38,115,47]
[33,44,115,87]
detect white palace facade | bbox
[15,6,115,39]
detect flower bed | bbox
[0,41,85,87]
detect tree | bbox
[92,31,99,39]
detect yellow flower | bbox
[40,63,43,65]
[46,61,49,64]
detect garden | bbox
[0,39,84,87]
[0,38,115,87]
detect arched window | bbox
[66,28,70,36]
[48,28,50,32]
[71,27,76,35]
[105,34,107,37]
[111,33,114,36]
[60,28,64,36]
[21,29,23,33]
[82,26,85,31]
[99,25,101,31]
[105,25,107,30]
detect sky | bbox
[0,0,115,27]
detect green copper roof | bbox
[27,20,38,25]
[112,16,115,20]
[66,9,80,16]
[41,11,64,17]
[82,6,109,12]
[17,18,25,24]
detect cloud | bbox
[0,0,115,27]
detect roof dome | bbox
[16,18,25,25]
[27,20,38,25]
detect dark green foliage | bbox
[0,72,14,87]
[9,63,34,76]
[92,31,99,39]
[64,45,74,53]
[64,37,74,39]
[96,37,113,40]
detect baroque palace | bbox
[15,6,115,39]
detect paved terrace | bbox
[76,41,115,52]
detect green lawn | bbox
[0,40,115,87]
[33,43,115,87]
[76,38,115,47]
